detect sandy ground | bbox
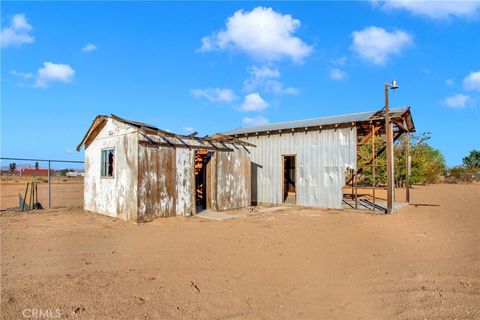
[1,182,479,319]
[0,177,83,210]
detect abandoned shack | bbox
[78,107,415,222]
[223,107,415,211]
[76,115,253,222]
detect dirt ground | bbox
[0,177,83,210]
[1,182,479,319]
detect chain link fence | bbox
[0,157,84,211]
[443,171,480,184]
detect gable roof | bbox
[222,107,414,136]
[76,114,254,151]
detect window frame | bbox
[100,148,115,179]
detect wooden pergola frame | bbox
[347,107,415,213]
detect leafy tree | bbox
[357,132,445,186]
[462,150,480,169]
[9,162,16,173]
[35,161,39,170]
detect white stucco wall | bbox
[84,118,139,221]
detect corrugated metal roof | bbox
[223,107,409,136]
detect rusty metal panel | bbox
[175,148,194,216]
[216,148,251,211]
[137,145,176,221]
[244,127,356,209]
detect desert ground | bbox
[1,178,479,319]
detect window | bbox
[101,148,115,177]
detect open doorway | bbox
[283,155,296,204]
[195,150,213,212]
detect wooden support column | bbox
[350,168,355,207]
[371,124,376,212]
[354,170,358,209]
[405,130,410,203]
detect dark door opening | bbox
[283,155,296,204]
[195,150,212,212]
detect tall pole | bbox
[405,131,410,203]
[385,83,394,214]
[372,124,376,212]
[48,160,51,208]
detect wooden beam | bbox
[346,130,403,186]
[138,140,233,152]
[357,126,381,146]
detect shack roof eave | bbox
[222,106,415,137]
[76,114,255,152]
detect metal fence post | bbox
[48,160,51,208]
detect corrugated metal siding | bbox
[245,127,356,209]
[137,146,177,221]
[216,148,251,211]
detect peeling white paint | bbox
[84,118,138,221]
[83,117,252,221]
[176,149,194,216]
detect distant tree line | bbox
[445,150,480,183]
[357,132,480,186]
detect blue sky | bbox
[1,1,479,168]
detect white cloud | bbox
[183,127,195,133]
[463,70,480,91]
[445,78,454,86]
[12,14,32,31]
[242,116,269,127]
[243,65,280,91]
[443,94,470,108]
[243,65,298,95]
[34,62,75,88]
[331,56,347,66]
[191,88,236,103]
[10,70,33,79]
[264,80,299,95]
[374,0,480,20]
[239,93,269,112]
[81,43,97,52]
[199,7,312,63]
[1,13,35,48]
[330,68,348,81]
[351,26,412,65]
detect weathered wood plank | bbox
[138,145,176,221]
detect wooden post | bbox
[29,182,33,210]
[354,170,358,209]
[406,131,410,203]
[351,168,354,203]
[385,84,394,214]
[21,182,29,211]
[371,124,376,212]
